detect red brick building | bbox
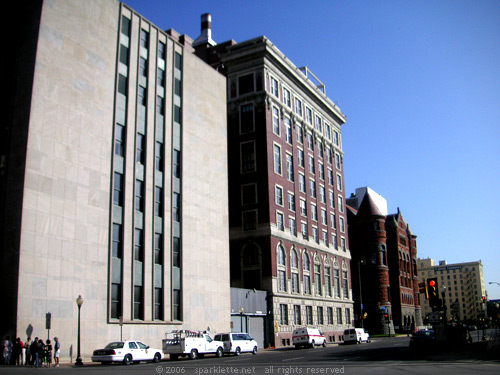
[347,188,422,334]
[194,16,354,347]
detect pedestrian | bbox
[38,339,46,367]
[30,338,39,368]
[46,339,53,367]
[25,337,31,366]
[53,337,60,368]
[14,337,24,365]
[3,336,12,365]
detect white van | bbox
[292,328,327,348]
[343,328,370,344]
[213,333,258,356]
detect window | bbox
[154,287,163,320]
[173,192,181,222]
[301,222,308,239]
[312,227,319,243]
[320,186,326,204]
[345,308,351,325]
[270,76,279,97]
[338,196,344,213]
[238,73,254,95]
[336,174,343,191]
[332,233,338,249]
[115,124,125,156]
[339,217,345,233]
[304,274,311,295]
[334,268,340,298]
[299,173,306,193]
[308,155,315,174]
[327,307,333,325]
[341,237,346,251]
[311,203,318,221]
[277,245,286,266]
[319,163,325,180]
[121,15,131,36]
[113,172,124,206]
[154,187,163,217]
[307,133,314,152]
[305,107,312,125]
[154,233,162,265]
[139,57,148,78]
[336,308,343,324]
[173,237,181,267]
[326,148,333,164]
[273,144,282,175]
[291,249,299,268]
[285,117,292,144]
[315,264,322,296]
[316,115,322,132]
[325,123,331,140]
[333,130,340,147]
[318,142,323,158]
[303,252,310,271]
[286,154,294,182]
[241,142,256,173]
[278,270,286,291]
[140,29,149,49]
[289,217,296,236]
[330,213,336,229]
[118,74,127,95]
[135,180,144,212]
[300,199,307,216]
[317,306,324,325]
[306,306,313,325]
[111,282,122,319]
[325,267,332,296]
[322,230,329,246]
[138,86,147,106]
[328,170,334,186]
[335,153,341,169]
[275,186,283,206]
[294,97,302,117]
[156,95,164,115]
[342,270,349,298]
[134,229,143,262]
[158,41,166,60]
[243,210,257,231]
[277,212,284,231]
[136,134,145,164]
[294,305,301,324]
[321,209,328,225]
[288,192,295,211]
[173,149,181,178]
[283,87,291,107]
[240,104,254,133]
[280,304,288,325]
[298,149,304,168]
[310,180,316,198]
[112,223,123,258]
[297,126,303,144]
[155,142,164,171]
[272,106,280,135]
[292,272,299,293]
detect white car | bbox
[292,328,327,348]
[91,340,164,365]
[214,333,258,355]
[344,328,370,344]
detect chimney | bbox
[193,13,216,47]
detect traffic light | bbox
[427,278,441,307]
[419,282,427,299]
[384,313,389,321]
[482,296,486,304]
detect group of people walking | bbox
[2,336,61,367]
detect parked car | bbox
[409,329,435,350]
[292,328,327,348]
[91,340,163,365]
[343,328,370,344]
[214,333,258,355]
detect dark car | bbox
[409,329,435,350]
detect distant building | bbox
[417,258,487,322]
[1,0,230,361]
[347,188,422,334]
[194,16,354,347]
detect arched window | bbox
[303,251,311,295]
[291,248,299,293]
[303,252,310,271]
[278,245,286,267]
[380,244,387,266]
[291,248,299,269]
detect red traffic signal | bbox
[429,280,435,287]
[482,296,486,303]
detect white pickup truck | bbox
[162,330,224,360]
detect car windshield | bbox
[413,330,434,337]
[105,342,124,349]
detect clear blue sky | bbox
[122,0,500,300]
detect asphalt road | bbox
[1,334,498,375]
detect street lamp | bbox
[75,295,84,366]
[489,281,500,287]
[440,285,447,323]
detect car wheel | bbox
[252,346,258,355]
[189,349,198,360]
[153,352,161,363]
[358,339,361,344]
[310,340,315,349]
[235,347,241,356]
[216,347,223,358]
[322,341,327,348]
[123,354,132,365]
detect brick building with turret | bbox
[347,187,422,334]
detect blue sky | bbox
[122,0,500,300]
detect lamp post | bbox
[440,285,447,323]
[489,281,500,287]
[358,260,364,328]
[75,295,84,366]
[239,307,245,332]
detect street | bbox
[0,333,498,375]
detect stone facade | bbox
[1,0,229,362]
